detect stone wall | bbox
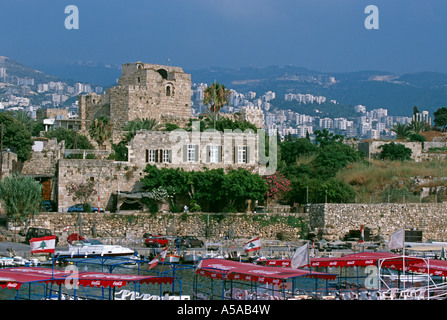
[57,159,144,212]
[21,212,307,245]
[12,203,447,245]
[240,106,265,129]
[358,141,423,162]
[308,203,447,242]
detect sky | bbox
[1,0,447,75]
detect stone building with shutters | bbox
[127,128,263,174]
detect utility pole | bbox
[0,123,3,180]
[98,153,101,212]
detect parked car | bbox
[144,235,169,248]
[24,227,58,245]
[67,204,104,213]
[175,236,204,248]
[41,200,57,212]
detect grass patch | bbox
[335,159,447,203]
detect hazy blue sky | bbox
[1,0,447,74]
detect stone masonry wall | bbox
[127,130,262,174]
[10,203,447,246]
[309,203,447,242]
[21,212,306,245]
[58,159,144,212]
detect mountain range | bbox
[3,56,447,117]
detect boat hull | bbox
[182,254,203,264]
[55,244,135,259]
[164,255,180,263]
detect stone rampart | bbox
[308,203,447,242]
[19,212,306,245]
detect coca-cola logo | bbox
[112,281,123,286]
[7,283,18,289]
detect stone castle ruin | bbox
[78,62,192,143]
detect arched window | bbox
[166,85,171,96]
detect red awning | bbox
[196,258,336,285]
[0,267,173,290]
[408,259,447,277]
[263,252,401,268]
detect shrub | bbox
[379,142,412,161]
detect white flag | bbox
[388,229,405,250]
[291,243,309,269]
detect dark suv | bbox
[175,236,204,248]
[24,227,58,245]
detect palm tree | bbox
[390,123,412,140]
[409,120,428,134]
[122,118,161,142]
[88,116,113,149]
[10,110,33,129]
[203,82,231,127]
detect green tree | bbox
[312,143,364,177]
[44,128,93,150]
[222,169,267,212]
[88,116,112,149]
[123,118,161,142]
[408,133,426,142]
[409,120,428,134]
[140,166,267,213]
[0,113,34,162]
[314,129,344,147]
[141,165,189,203]
[413,106,420,116]
[0,174,42,223]
[390,123,412,140]
[279,136,317,166]
[433,107,447,131]
[379,142,412,161]
[191,169,226,211]
[203,82,231,124]
[10,110,33,130]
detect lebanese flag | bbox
[30,235,56,254]
[358,225,365,243]
[244,237,261,253]
[148,247,168,269]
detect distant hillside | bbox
[0,56,60,84]
[4,55,447,117]
[187,66,447,116]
